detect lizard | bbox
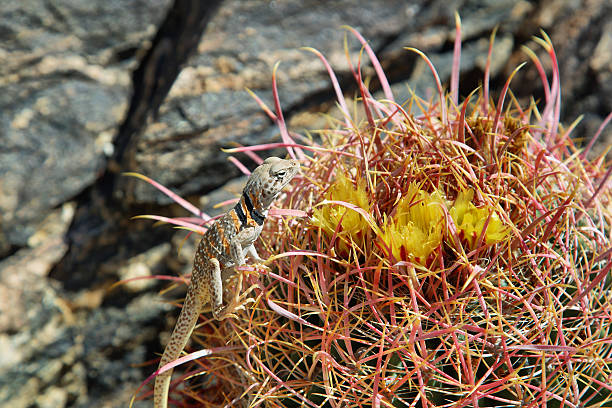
[154,156,300,408]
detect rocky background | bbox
[0,0,610,407]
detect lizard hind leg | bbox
[153,276,210,408]
[214,270,245,320]
[216,267,259,320]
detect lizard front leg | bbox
[246,244,264,263]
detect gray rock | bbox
[0,293,167,408]
[0,79,124,245]
[0,0,172,248]
[510,0,612,156]
[131,0,415,204]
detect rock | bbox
[0,79,123,246]
[510,0,612,156]
[0,0,172,248]
[116,242,172,291]
[0,293,166,408]
[131,0,413,204]
[0,203,73,334]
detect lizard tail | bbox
[154,284,203,408]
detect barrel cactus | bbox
[135,24,612,408]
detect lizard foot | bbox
[233,297,256,312]
[213,304,239,320]
[215,288,257,319]
[253,262,271,272]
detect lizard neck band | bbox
[242,192,266,226]
[234,202,247,226]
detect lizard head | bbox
[245,157,300,209]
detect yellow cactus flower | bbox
[449,189,508,249]
[378,183,445,263]
[312,173,371,248]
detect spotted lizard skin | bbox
[154,157,299,408]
